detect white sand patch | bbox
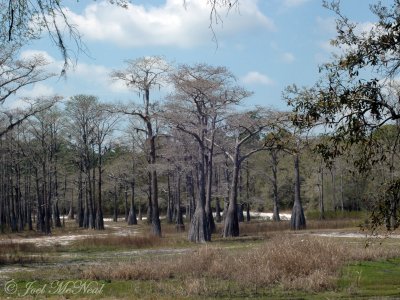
[311,232,400,239]
[0,221,140,247]
[250,212,292,221]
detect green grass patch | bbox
[338,258,400,297]
[306,210,368,221]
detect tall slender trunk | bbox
[113,181,118,222]
[340,169,344,212]
[186,173,195,221]
[166,173,173,223]
[124,184,129,222]
[175,172,184,231]
[290,153,306,230]
[205,140,215,233]
[271,151,280,221]
[127,180,137,225]
[223,147,240,237]
[188,144,210,242]
[245,162,250,222]
[77,163,84,227]
[319,164,325,220]
[215,197,222,223]
[67,177,74,219]
[148,129,161,236]
[238,169,244,222]
[331,166,337,212]
[95,145,104,230]
[146,172,152,224]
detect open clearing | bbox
[0,216,399,299]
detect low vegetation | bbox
[82,234,400,295]
[0,217,399,299]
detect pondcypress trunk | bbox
[246,203,250,222]
[319,165,325,220]
[124,186,129,222]
[223,152,240,237]
[271,151,280,222]
[237,203,244,222]
[113,182,118,222]
[166,173,173,224]
[127,181,137,225]
[83,184,89,228]
[53,199,62,227]
[290,153,306,230]
[77,165,84,227]
[148,127,161,236]
[245,163,250,222]
[95,148,104,230]
[175,173,184,232]
[215,197,222,223]
[188,145,210,242]
[146,172,152,225]
[205,143,216,234]
[186,173,195,221]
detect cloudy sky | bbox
[14,0,380,110]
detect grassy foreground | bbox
[0,218,399,299]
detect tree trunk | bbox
[148,130,161,236]
[127,181,137,225]
[77,165,84,227]
[246,203,250,222]
[319,164,325,220]
[124,184,129,222]
[237,203,244,222]
[166,173,173,223]
[175,172,185,232]
[223,149,240,238]
[205,144,216,233]
[245,161,250,222]
[95,148,104,230]
[67,178,74,220]
[188,145,210,242]
[271,150,280,221]
[331,166,337,212]
[290,153,306,230]
[113,182,118,222]
[215,197,222,222]
[146,172,152,224]
[186,173,195,221]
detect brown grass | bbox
[229,219,360,236]
[70,233,190,250]
[82,234,400,293]
[0,241,49,265]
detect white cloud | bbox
[241,71,274,86]
[281,52,295,63]
[19,50,56,63]
[62,0,274,48]
[17,83,55,99]
[283,0,310,8]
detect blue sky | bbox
[12,0,383,111]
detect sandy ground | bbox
[311,232,400,239]
[250,212,291,220]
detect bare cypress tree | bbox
[216,109,275,237]
[166,63,248,242]
[111,56,171,237]
[65,95,99,229]
[93,104,118,230]
[290,149,306,230]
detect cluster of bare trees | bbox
[0,55,311,241]
[108,57,307,240]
